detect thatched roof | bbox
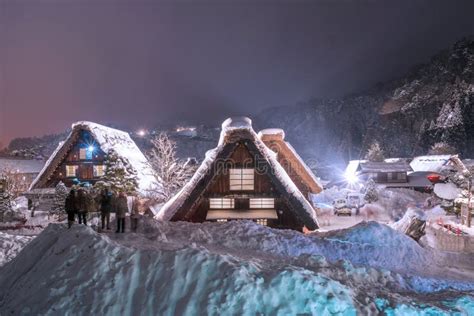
[156,117,319,230]
[29,121,158,195]
[258,128,323,194]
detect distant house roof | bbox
[0,158,45,174]
[30,121,160,195]
[258,128,323,194]
[359,160,412,173]
[346,159,411,174]
[410,155,452,173]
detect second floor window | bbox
[229,168,254,191]
[249,198,275,209]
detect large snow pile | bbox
[0,232,33,267]
[0,220,473,314]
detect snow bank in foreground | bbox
[0,221,472,315]
[0,232,33,266]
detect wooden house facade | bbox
[157,117,319,231]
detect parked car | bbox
[332,199,352,216]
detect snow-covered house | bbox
[0,158,45,193]
[156,117,319,231]
[258,128,323,198]
[29,121,157,194]
[410,155,453,174]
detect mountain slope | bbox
[255,37,474,167]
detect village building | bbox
[156,117,319,231]
[258,129,323,200]
[0,158,45,195]
[345,158,433,190]
[28,121,157,196]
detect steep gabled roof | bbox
[156,117,319,230]
[410,155,452,173]
[258,128,323,194]
[30,121,159,195]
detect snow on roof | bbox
[157,117,319,229]
[410,155,452,173]
[258,128,286,140]
[359,160,411,173]
[30,121,159,195]
[0,158,45,174]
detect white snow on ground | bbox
[0,232,33,267]
[0,219,472,315]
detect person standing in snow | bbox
[65,189,77,228]
[76,189,89,225]
[99,189,112,230]
[115,191,128,233]
[130,195,142,232]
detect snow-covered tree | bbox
[0,166,29,199]
[428,142,457,155]
[50,181,69,220]
[95,149,139,194]
[364,179,379,203]
[147,133,196,201]
[365,142,384,162]
[0,179,12,222]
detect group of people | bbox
[65,188,143,233]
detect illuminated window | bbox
[209,198,235,209]
[93,165,106,177]
[249,198,275,209]
[229,168,254,190]
[216,219,228,223]
[256,219,268,226]
[79,148,93,160]
[66,165,78,177]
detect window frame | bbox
[229,168,254,191]
[249,198,275,209]
[66,165,78,177]
[93,165,106,177]
[209,198,235,209]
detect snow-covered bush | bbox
[50,182,69,220]
[363,179,379,203]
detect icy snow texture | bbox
[30,121,159,195]
[0,220,472,315]
[157,117,318,226]
[434,182,461,200]
[0,232,33,266]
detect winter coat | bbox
[77,191,93,213]
[130,197,141,219]
[65,194,77,215]
[100,193,112,214]
[116,195,128,219]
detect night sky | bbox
[1,0,474,147]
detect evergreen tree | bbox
[0,189,12,222]
[96,149,139,194]
[428,142,457,155]
[364,179,379,203]
[365,142,385,162]
[50,181,69,219]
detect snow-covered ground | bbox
[0,219,472,314]
[0,232,33,267]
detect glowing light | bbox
[344,172,359,185]
[88,145,95,152]
[137,130,147,137]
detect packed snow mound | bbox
[0,221,472,315]
[0,232,33,266]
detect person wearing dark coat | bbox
[115,192,128,233]
[99,189,112,230]
[76,189,89,225]
[65,189,77,228]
